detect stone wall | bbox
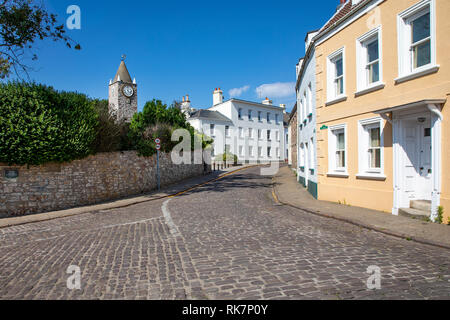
[0,151,210,218]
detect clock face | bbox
[123,85,134,97]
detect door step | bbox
[399,207,430,220]
[410,200,432,212]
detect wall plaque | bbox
[4,169,19,179]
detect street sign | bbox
[155,138,161,144]
[156,144,161,150]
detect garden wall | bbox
[0,151,210,218]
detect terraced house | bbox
[311,0,449,222]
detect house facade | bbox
[288,103,298,168]
[313,0,449,222]
[187,89,287,163]
[296,30,319,198]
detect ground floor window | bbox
[328,124,347,173]
[358,118,384,176]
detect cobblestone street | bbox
[0,167,449,300]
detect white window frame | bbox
[258,129,262,140]
[239,145,244,157]
[275,114,279,124]
[248,110,253,121]
[267,147,272,158]
[299,144,305,168]
[249,146,254,158]
[210,124,215,137]
[276,130,280,142]
[225,126,230,137]
[248,128,253,139]
[356,26,384,94]
[327,124,348,176]
[327,47,346,104]
[267,112,271,123]
[258,111,262,122]
[309,137,315,170]
[239,127,243,139]
[396,0,438,83]
[357,117,386,180]
[258,146,263,157]
[307,83,313,116]
[267,130,271,141]
[238,108,243,120]
[303,91,308,118]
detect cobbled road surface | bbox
[0,166,449,300]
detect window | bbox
[303,91,308,117]
[238,108,243,120]
[276,131,280,141]
[258,129,262,140]
[248,110,253,121]
[275,114,279,124]
[357,27,383,92]
[267,147,272,158]
[210,124,215,136]
[211,147,215,157]
[267,130,271,141]
[358,118,384,178]
[307,83,312,116]
[239,146,244,157]
[267,113,271,123]
[249,146,254,157]
[276,148,280,158]
[258,147,263,157]
[309,138,315,170]
[299,144,305,168]
[225,126,230,137]
[239,127,243,138]
[225,144,231,153]
[248,128,253,139]
[258,111,262,122]
[397,0,436,81]
[327,48,345,102]
[328,124,347,174]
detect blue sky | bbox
[9,0,341,112]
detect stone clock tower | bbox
[108,57,138,123]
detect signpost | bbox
[155,139,161,191]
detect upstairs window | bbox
[267,130,271,141]
[248,110,253,121]
[275,114,279,124]
[248,128,253,139]
[238,109,243,120]
[225,126,230,137]
[239,127,243,138]
[327,48,345,102]
[397,0,436,80]
[267,113,271,123]
[357,27,382,92]
[210,124,215,136]
[258,111,262,122]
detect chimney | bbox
[262,97,273,105]
[181,95,191,111]
[337,0,346,11]
[280,104,286,113]
[213,88,223,106]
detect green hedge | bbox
[0,82,98,165]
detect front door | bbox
[402,117,432,205]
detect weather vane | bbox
[121,54,127,61]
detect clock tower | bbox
[108,56,138,123]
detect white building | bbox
[186,88,287,163]
[296,30,319,198]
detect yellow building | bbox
[314,0,449,222]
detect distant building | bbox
[185,89,287,163]
[108,58,137,123]
[288,103,298,169]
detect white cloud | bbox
[255,82,296,99]
[229,85,250,97]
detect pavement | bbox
[0,164,256,229]
[0,165,449,300]
[272,165,450,249]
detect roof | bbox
[374,99,446,114]
[315,0,372,41]
[211,98,287,111]
[288,103,297,123]
[113,61,133,83]
[283,112,291,126]
[189,110,233,123]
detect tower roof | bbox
[113,60,133,83]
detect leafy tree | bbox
[0,0,81,79]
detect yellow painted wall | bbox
[315,0,450,221]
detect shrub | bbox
[436,206,444,224]
[91,99,131,153]
[0,82,98,165]
[215,153,238,164]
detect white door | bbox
[401,118,432,206]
